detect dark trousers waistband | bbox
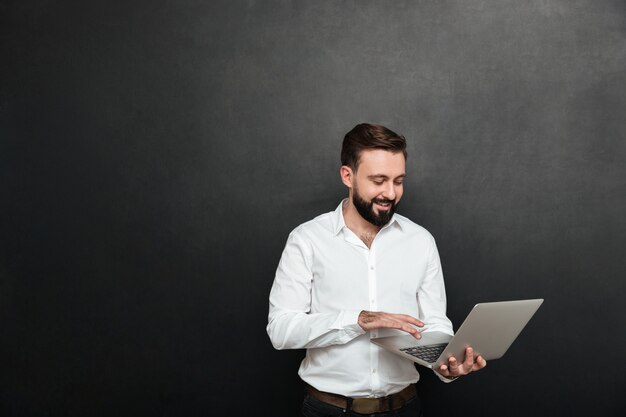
[304,383,417,414]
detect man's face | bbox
[349,149,406,227]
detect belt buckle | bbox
[351,397,381,414]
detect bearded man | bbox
[267,123,486,417]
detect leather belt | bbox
[305,383,417,414]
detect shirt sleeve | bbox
[266,228,365,350]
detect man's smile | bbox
[373,198,394,211]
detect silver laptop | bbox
[371,299,543,369]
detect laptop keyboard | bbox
[400,343,447,363]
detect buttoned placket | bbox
[367,241,381,394]
[341,224,396,396]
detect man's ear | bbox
[340,165,353,188]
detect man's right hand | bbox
[358,311,425,339]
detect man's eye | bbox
[394,181,404,185]
[373,181,384,185]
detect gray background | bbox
[2,0,625,416]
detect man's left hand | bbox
[436,347,487,379]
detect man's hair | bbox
[341,123,407,170]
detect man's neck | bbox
[342,199,380,248]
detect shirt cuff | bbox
[331,310,365,336]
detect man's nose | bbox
[382,183,396,200]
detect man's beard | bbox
[352,187,398,228]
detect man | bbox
[267,123,486,417]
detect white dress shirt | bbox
[267,200,454,397]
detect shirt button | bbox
[372,369,376,374]
[370,266,374,270]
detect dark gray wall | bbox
[2,0,625,416]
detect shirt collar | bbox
[331,199,403,236]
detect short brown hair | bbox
[341,123,407,170]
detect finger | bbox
[473,355,487,370]
[448,357,458,374]
[393,321,419,336]
[377,318,421,338]
[439,364,450,377]
[396,314,425,328]
[464,347,475,369]
[366,312,424,329]
[379,318,416,332]
[393,321,421,338]
[359,312,423,338]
